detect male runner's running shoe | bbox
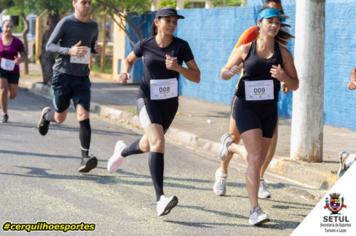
[249,205,270,226]
[258,179,271,199]
[219,133,234,161]
[78,155,98,173]
[1,114,8,123]
[338,151,350,179]
[213,168,228,196]
[157,195,178,216]
[37,107,51,136]
[107,140,127,173]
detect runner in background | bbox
[214,0,289,199]
[338,66,356,179]
[37,0,102,173]
[0,20,27,123]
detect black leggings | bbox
[233,97,278,138]
[123,98,178,201]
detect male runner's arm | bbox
[270,47,299,91]
[90,30,101,54]
[347,67,356,90]
[46,19,70,55]
[46,19,89,57]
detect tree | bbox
[208,0,244,7]
[0,0,12,13]
[94,0,151,46]
[26,0,72,84]
[14,0,29,75]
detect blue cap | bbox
[258,8,286,22]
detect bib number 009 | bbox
[254,87,265,94]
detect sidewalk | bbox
[19,64,356,191]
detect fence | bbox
[123,0,356,131]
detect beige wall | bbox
[113,15,126,81]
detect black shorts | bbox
[51,70,91,113]
[0,68,20,85]
[137,98,178,134]
[233,97,278,138]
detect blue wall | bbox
[125,0,356,130]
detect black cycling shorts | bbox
[233,97,278,138]
[137,98,178,134]
[51,70,91,113]
[0,68,20,85]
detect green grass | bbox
[126,108,138,115]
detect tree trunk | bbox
[39,12,60,85]
[20,11,29,75]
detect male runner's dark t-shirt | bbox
[46,15,99,77]
[133,36,194,100]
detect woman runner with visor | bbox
[220,8,298,225]
[107,7,201,216]
[214,0,289,199]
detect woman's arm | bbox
[166,56,200,83]
[348,67,356,90]
[270,47,299,91]
[14,52,27,64]
[221,44,248,81]
[119,51,139,84]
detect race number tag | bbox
[245,80,274,101]
[70,52,90,64]
[150,78,178,100]
[1,58,15,71]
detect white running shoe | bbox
[249,205,270,226]
[157,195,178,216]
[107,140,127,173]
[218,133,234,161]
[258,179,271,199]
[213,168,228,196]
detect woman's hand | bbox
[222,63,243,80]
[14,56,20,64]
[119,73,131,84]
[271,64,289,82]
[165,55,179,71]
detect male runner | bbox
[338,66,356,179]
[37,0,102,173]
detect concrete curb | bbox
[19,79,338,190]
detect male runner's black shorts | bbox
[0,68,20,85]
[137,98,178,134]
[51,70,91,113]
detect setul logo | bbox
[321,193,351,233]
[324,193,347,215]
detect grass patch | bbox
[126,108,138,115]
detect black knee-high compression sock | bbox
[79,119,91,158]
[148,152,165,201]
[44,110,56,122]
[121,138,144,157]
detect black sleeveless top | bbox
[235,40,283,104]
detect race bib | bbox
[150,78,178,100]
[245,80,274,101]
[1,58,15,71]
[70,52,90,64]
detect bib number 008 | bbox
[159,87,170,93]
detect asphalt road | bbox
[0,88,320,235]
